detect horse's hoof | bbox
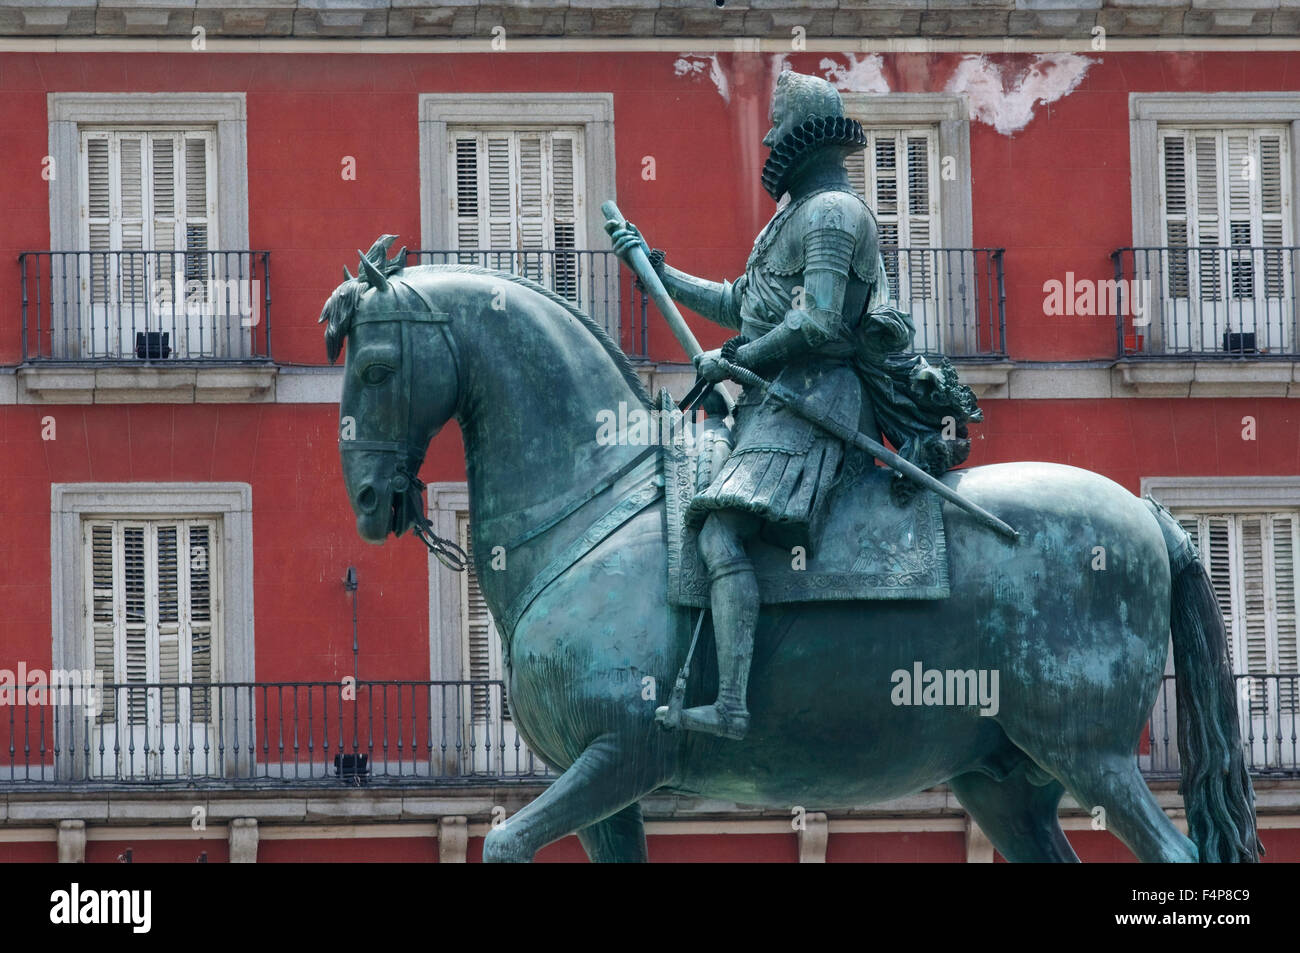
[677,703,749,741]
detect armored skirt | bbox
[688,359,865,556]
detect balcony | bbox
[406,249,649,360]
[2,674,1292,791]
[1143,673,1298,779]
[20,250,272,362]
[1112,246,1300,361]
[403,247,1007,365]
[879,247,1007,360]
[0,680,554,790]
[18,250,275,402]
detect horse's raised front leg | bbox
[483,733,662,863]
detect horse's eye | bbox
[362,364,395,386]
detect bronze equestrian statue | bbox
[319,71,1260,863]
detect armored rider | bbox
[610,71,980,741]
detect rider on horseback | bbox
[609,71,979,741]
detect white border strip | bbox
[0,37,1298,54]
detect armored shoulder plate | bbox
[761,190,879,284]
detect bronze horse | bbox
[321,241,1259,863]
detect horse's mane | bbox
[319,238,651,409]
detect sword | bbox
[718,359,1020,543]
[601,200,735,415]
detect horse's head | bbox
[319,236,462,555]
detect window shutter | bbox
[841,127,939,318]
[1162,135,1191,298]
[80,129,217,311]
[448,127,586,287]
[458,514,504,722]
[1160,127,1291,305]
[182,134,213,281]
[87,523,118,721]
[1271,513,1299,713]
[188,523,215,721]
[122,525,150,726]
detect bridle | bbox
[338,280,469,572]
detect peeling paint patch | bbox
[945,54,1096,136]
[673,54,729,104]
[819,53,890,94]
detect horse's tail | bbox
[1145,497,1262,862]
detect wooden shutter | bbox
[1159,127,1291,302]
[1180,510,1300,715]
[79,129,217,285]
[844,127,939,300]
[84,518,220,727]
[448,127,585,293]
[458,513,505,723]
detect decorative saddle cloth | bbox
[658,390,949,608]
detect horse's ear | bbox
[357,249,390,291]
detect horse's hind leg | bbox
[577,802,648,862]
[483,733,662,863]
[949,767,1079,862]
[1049,754,1198,863]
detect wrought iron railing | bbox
[404,247,1006,362]
[1111,246,1299,358]
[406,248,649,359]
[4,674,1293,789]
[879,247,1006,359]
[0,680,555,789]
[19,250,272,362]
[1142,673,1300,778]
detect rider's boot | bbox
[676,557,758,740]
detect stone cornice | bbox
[0,1,1298,41]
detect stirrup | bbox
[676,701,750,741]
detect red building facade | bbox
[0,3,1297,862]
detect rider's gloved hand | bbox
[604,220,650,264]
[693,348,729,385]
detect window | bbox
[448,126,585,297]
[85,518,219,779]
[427,483,551,778]
[419,94,616,341]
[51,483,255,781]
[845,127,941,349]
[1177,511,1299,714]
[46,93,251,362]
[1143,475,1300,772]
[81,128,218,358]
[839,94,976,356]
[1158,125,1292,351]
[1128,94,1300,360]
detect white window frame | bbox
[50,482,254,780]
[419,93,614,255]
[1130,93,1300,355]
[1143,475,1300,771]
[48,93,248,260]
[842,94,975,355]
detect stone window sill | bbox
[17,363,278,403]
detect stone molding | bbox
[3,2,1300,39]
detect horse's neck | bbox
[453,299,653,609]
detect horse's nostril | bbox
[357,485,377,512]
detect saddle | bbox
[658,391,950,608]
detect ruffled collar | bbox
[760,115,868,201]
